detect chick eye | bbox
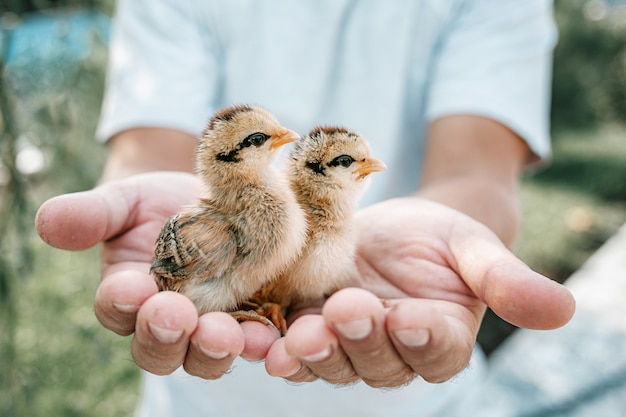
[329,155,355,168]
[244,132,270,147]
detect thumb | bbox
[452,231,576,330]
[35,183,133,251]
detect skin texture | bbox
[35,114,575,386]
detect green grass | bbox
[517,124,626,280]
[10,242,140,417]
[1,38,140,416]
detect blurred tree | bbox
[1,13,34,417]
[1,1,108,414]
[551,0,626,132]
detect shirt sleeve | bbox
[426,0,557,161]
[96,0,220,141]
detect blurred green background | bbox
[1,0,625,416]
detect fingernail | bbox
[394,329,430,347]
[334,318,373,340]
[113,303,139,313]
[148,322,183,344]
[198,345,230,360]
[300,346,332,363]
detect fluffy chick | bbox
[151,105,307,320]
[252,126,386,331]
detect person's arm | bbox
[101,128,197,181]
[418,115,530,246]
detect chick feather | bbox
[254,126,386,323]
[151,105,307,316]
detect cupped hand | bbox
[265,197,576,387]
[36,178,575,387]
[35,172,281,379]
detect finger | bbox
[35,188,125,251]
[265,337,318,383]
[323,288,415,388]
[131,291,198,375]
[184,313,244,379]
[239,321,281,361]
[385,299,477,383]
[451,229,576,329]
[94,267,158,335]
[35,172,200,251]
[265,298,327,382]
[284,314,359,385]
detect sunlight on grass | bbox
[518,182,625,279]
[516,125,626,281]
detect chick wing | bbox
[151,205,237,294]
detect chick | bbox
[251,126,386,332]
[151,105,307,324]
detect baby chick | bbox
[251,126,386,332]
[151,105,307,323]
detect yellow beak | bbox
[270,128,300,149]
[355,157,387,180]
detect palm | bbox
[264,196,574,387]
[351,197,486,329]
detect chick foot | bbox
[234,299,288,335]
[229,309,276,329]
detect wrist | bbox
[416,176,521,247]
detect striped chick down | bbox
[151,105,307,317]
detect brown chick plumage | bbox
[151,105,307,317]
[252,126,386,328]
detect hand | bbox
[35,172,281,379]
[264,197,576,387]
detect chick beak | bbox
[355,157,387,180]
[270,128,300,149]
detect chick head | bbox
[198,105,299,179]
[289,126,386,200]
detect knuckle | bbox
[134,356,180,376]
[131,347,182,376]
[361,368,415,389]
[421,372,456,384]
[183,362,228,380]
[321,371,360,386]
[305,358,358,386]
[94,304,136,336]
[415,354,472,384]
[284,366,319,383]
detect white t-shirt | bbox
[97,1,555,415]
